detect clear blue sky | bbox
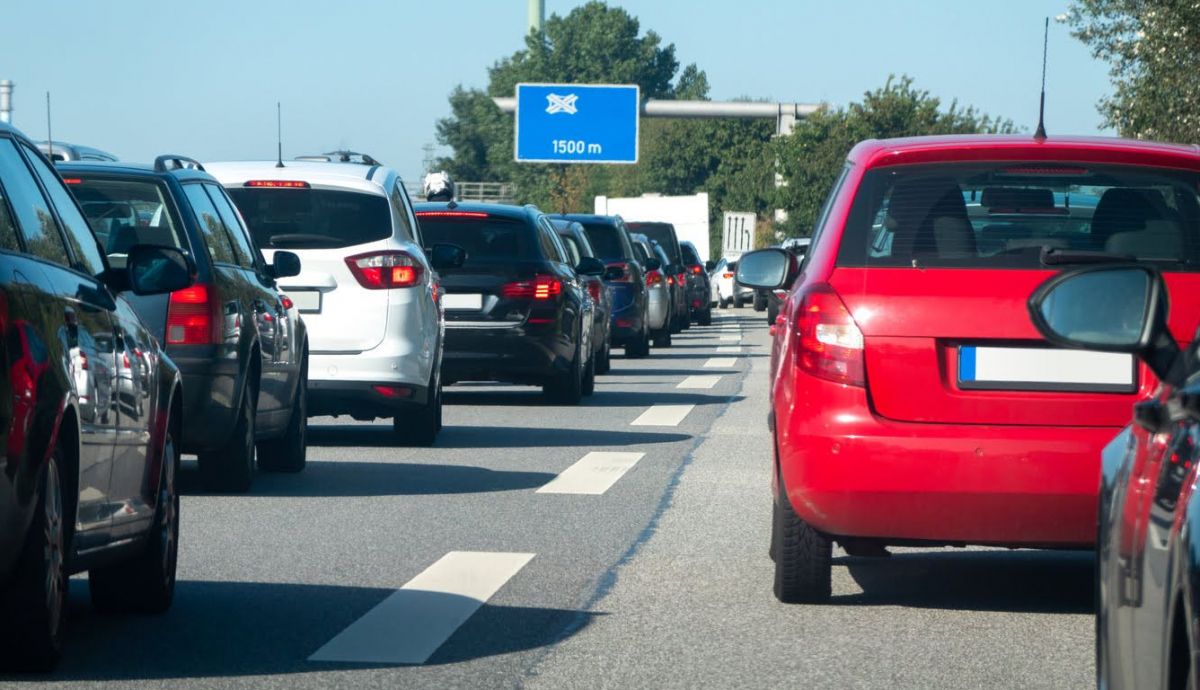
[2,1,1111,182]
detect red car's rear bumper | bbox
[776,380,1118,547]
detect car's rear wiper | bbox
[1040,246,1136,266]
[267,233,342,247]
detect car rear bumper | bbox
[442,324,567,384]
[776,380,1113,547]
[609,302,645,344]
[308,380,431,419]
[171,347,239,454]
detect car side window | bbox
[391,182,419,245]
[546,224,571,265]
[560,235,582,266]
[802,164,852,270]
[535,220,563,264]
[22,143,107,276]
[204,184,257,270]
[0,174,23,253]
[0,139,71,266]
[182,183,238,266]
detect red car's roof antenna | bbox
[1034,17,1049,141]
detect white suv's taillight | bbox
[345,251,423,290]
[793,284,865,387]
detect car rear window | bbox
[227,188,391,250]
[66,177,185,256]
[579,223,626,261]
[418,216,535,264]
[837,163,1200,270]
[680,243,701,265]
[628,223,680,263]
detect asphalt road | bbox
[5,308,1093,689]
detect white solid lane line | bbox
[537,451,646,495]
[631,404,695,427]
[704,357,737,368]
[716,346,742,353]
[309,551,535,665]
[677,375,721,390]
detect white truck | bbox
[594,192,710,260]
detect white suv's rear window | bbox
[837,163,1200,270]
[228,188,390,250]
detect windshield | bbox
[838,163,1200,270]
[227,188,391,250]
[67,177,185,258]
[418,216,535,264]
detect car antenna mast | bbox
[45,92,53,160]
[1034,16,1049,140]
[275,101,284,168]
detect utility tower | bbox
[528,0,544,35]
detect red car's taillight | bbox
[166,284,219,345]
[502,275,562,300]
[793,284,865,387]
[606,262,634,283]
[345,251,423,290]
[646,270,664,287]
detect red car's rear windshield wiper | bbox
[1040,246,1136,266]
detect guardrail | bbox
[405,181,518,204]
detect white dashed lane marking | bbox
[537,451,646,495]
[677,375,721,390]
[704,357,737,368]
[716,346,742,354]
[631,404,695,426]
[309,551,535,665]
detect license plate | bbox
[443,293,483,310]
[288,290,322,314]
[958,346,1135,393]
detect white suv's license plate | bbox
[443,293,483,310]
[958,346,1135,393]
[288,290,322,314]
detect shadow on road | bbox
[9,581,597,681]
[178,460,554,497]
[833,549,1094,614]
[306,424,690,450]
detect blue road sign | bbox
[514,83,640,164]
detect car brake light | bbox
[793,284,865,387]
[675,272,686,284]
[690,265,703,274]
[606,262,633,283]
[245,180,310,188]
[502,275,562,300]
[122,352,131,368]
[414,211,489,218]
[166,284,220,345]
[722,272,734,279]
[666,275,675,286]
[61,178,82,185]
[646,270,663,287]
[345,251,423,290]
[587,281,602,302]
[372,384,412,398]
[280,295,294,310]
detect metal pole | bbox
[491,96,821,135]
[0,81,12,125]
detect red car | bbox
[736,134,1200,603]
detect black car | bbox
[0,123,192,669]
[551,218,613,374]
[680,240,712,326]
[415,203,601,403]
[553,214,651,357]
[60,157,308,493]
[626,221,689,333]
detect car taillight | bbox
[166,284,219,345]
[675,272,686,285]
[722,272,734,279]
[646,270,663,287]
[587,281,602,302]
[345,251,423,290]
[793,284,865,387]
[245,180,310,188]
[280,295,294,310]
[666,275,675,286]
[690,265,703,275]
[502,275,562,300]
[606,262,633,283]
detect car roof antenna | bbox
[275,101,285,168]
[1034,16,1049,141]
[45,92,53,161]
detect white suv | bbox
[207,153,456,445]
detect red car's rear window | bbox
[836,162,1200,270]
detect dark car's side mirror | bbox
[603,264,625,281]
[271,251,302,279]
[1029,265,1183,386]
[429,243,466,270]
[735,248,796,290]
[643,257,662,272]
[704,260,716,272]
[575,256,605,277]
[126,245,194,296]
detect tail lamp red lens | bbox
[280,295,295,310]
[666,275,675,286]
[793,284,865,387]
[61,178,82,185]
[372,384,412,399]
[166,284,220,345]
[675,272,686,285]
[345,251,423,290]
[646,271,664,287]
[722,272,734,279]
[414,211,489,219]
[244,180,310,188]
[502,275,562,300]
[690,265,703,274]
[587,281,602,302]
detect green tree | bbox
[1066,0,1200,143]
[774,76,1016,236]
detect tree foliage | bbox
[774,76,1016,236]
[1067,0,1200,143]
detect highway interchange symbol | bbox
[545,93,578,115]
